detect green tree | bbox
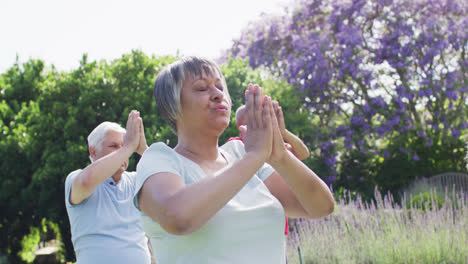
[1,53,308,263]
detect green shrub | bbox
[408,192,444,211]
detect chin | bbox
[217,120,230,131]
[209,123,229,136]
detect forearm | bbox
[283,130,309,160]
[270,152,334,218]
[74,146,134,194]
[155,153,264,235]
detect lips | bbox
[215,104,229,112]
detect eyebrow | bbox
[191,76,222,85]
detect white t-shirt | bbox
[65,170,151,264]
[133,141,286,264]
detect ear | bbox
[89,146,96,161]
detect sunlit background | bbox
[0,0,289,72]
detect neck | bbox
[112,171,123,184]
[175,129,220,161]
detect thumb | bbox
[239,125,247,140]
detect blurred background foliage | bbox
[1,0,467,260]
[1,50,465,263]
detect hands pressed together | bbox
[242,84,288,166]
[124,110,148,155]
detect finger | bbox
[253,85,263,128]
[263,96,272,129]
[270,100,281,134]
[139,117,144,132]
[273,101,279,116]
[239,125,247,140]
[278,106,286,130]
[272,101,285,129]
[246,84,255,129]
[126,111,134,128]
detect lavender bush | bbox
[229,0,468,193]
[287,188,468,263]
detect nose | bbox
[210,86,225,102]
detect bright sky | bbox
[0,0,290,73]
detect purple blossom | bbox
[417,131,426,138]
[325,156,337,167]
[351,115,365,127]
[426,139,432,147]
[229,0,467,172]
[451,128,460,139]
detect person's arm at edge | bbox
[267,102,334,219]
[70,111,141,205]
[274,101,310,160]
[282,129,310,160]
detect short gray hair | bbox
[87,121,126,161]
[153,56,229,133]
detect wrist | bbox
[243,151,268,167]
[121,144,136,156]
[268,150,292,169]
[137,145,148,156]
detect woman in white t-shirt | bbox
[134,56,334,264]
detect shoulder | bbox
[65,169,82,185]
[140,142,178,161]
[136,142,184,181]
[220,139,246,159]
[64,169,84,207]
[137,142,183,170]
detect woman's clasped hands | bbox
[242,84,288,166]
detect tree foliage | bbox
[0,52,174,263]
[0,53,302,263]
[229,0,468,197]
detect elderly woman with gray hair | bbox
[133,56,334,264]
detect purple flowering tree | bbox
[229,0,468,195]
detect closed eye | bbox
[215,84,224,91]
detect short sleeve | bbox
[220,140,275,182]
[133,142,182,210]
[256,161,275,182]
[64,169,83,207]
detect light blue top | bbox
[65,169,151,264]
[134,141,286,264]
